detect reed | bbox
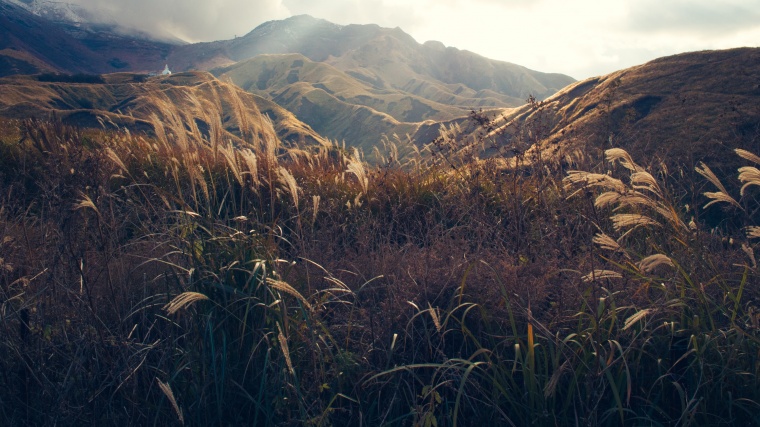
[0,112,757,426]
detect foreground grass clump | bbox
[0,116,758,426]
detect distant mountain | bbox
[186,15,574,148]
[212,53,442,151]
[171,15,572,101]
[0,1,105,75]
[4,0,184,43]
[0,71,328,147]
[4,0,90,25]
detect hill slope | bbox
[451,48,760,172]
[170,16,574,148]
[0,71,328,147]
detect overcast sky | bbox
[69,0,760,80]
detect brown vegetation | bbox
[0,72,327,148]
[0,94,758,425]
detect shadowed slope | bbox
[441,48,760,171]
[0,1,106,75]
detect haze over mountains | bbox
[0,0,175,76]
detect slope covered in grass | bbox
[460,48,760,172]
[0,71,328,147]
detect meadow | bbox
[0,94,758,426]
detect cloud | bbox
[625,0,760,37]
[68,0,291,42]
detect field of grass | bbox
[0,98,758,426]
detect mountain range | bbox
[0,1,574,149]
[0,0,758,170]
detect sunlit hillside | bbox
[0,71,327,147]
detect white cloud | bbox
[625,0,760,36]
[69,0,291,42]
[392,0,760,78]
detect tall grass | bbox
[0,102,757,426]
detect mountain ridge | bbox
[438,47,760,175]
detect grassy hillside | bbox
[215,53,469,121]
[0,106,758,425]
[188,16,576,150]
[476,48,760,171]
[0,71,328,148]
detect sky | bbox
[67,0,760,80]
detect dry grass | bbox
[0,111,757,426]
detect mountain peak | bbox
[4,0,92,26]
[423,40,447,51]
[246,14,339,37]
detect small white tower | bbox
[161,64,171,75]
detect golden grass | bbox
[164,292,210,315]
[592,232,625,255]
[605,148,644,172]
[637,254,674,273]
[1,108,759,425]
[73,193,99,215]
[157,379,185,425]
[581,269,623,282]
[696,162,742,209]
[266,278,311,310]
[738,166,760,196]
[277,166,300,209]
[622,308,651,330]
[611,213,661,231]
[735,148,760,165]
[277,323,295,376]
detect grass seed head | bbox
[637,254,674,274]
[164,292,209,315]
[582,270,623,282]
